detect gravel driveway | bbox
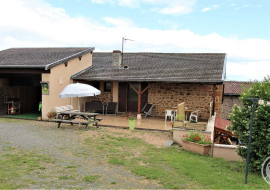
[0,119,161,189]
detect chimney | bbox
[112,50,122,68]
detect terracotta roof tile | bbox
[224,81,250,95]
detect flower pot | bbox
[128,120,136,130]
[182,140,211,155]
[173,121,184,128]
[47,117,54,121]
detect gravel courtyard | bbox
[0,118,171,189]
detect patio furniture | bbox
[141,103,154,118]
[165,110,175,122]
[53,111,102,130]
[6,100,21,115]
[84,102,104,115]
[106,102,117,115]
[55,105,79,118]
[177,102,185,120]
[189,110,200,122]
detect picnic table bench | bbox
[53,111,102,130]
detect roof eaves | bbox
[0,65,45,69]
[71,65,94,79]
[45,47,95,70]
[222,54,227,81]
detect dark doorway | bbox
[118,82,128,112]
[118,82,148,112]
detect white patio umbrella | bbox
[59,83,101,126]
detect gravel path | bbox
[0,119,161,189]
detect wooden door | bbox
[128,83,139,112]
[128,83,148,112]
[118,82,128,112]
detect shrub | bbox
[227,76,270,172]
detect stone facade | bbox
[90,92,113,104]
[221,95,242,119]
[147,83,223,119]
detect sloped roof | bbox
[72,52,226,83]
[224,81,250,95]
[0,47,95,70]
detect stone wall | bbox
[221,95,242,119]
[89,92,113,104]
[147,83,223,119]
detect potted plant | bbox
[46,110,57,121]
[173,114,185,128]
[181,131,211,155]
[124,113,137,130]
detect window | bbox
[104,82,111,92]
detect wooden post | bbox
[212,85,216,116]
[138,82,141,114]
[211,129,215,157]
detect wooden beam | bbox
[212,84,216,116]
[141,85,149,95]
[138,82,142,114]
[201,84,212,96]
[129,83,139,94]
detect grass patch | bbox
[83,175,100,183]
[0,148,55,189]
[108,157,126,165]
[84,132,268,189]
[0,118,21,122]
[58,175,75,180]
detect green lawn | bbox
[84,132,267,189]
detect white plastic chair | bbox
[165,110,175,122]
[189,110,200,122]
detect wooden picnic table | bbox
[53,111,102,130]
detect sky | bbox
[0,0,269,81]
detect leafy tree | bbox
[227,76,270,172]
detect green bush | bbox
[227,76,270,172]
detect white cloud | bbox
[91,0,104,4]
[152,0,195,15]
[257,5,262,7]
[158,20,180,29]
[236,4,251,10]
[201,4,220,12]
[102,17,135,27]
[0,0,269,81]
[201,7,211,12]
[229,4,236,6]
[118,0,138,8]
[226,61,270,81]
[91,0,196,15]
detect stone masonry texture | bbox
[147,83,223,119]
[221,95,242,119]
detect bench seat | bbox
[52,118,101,130]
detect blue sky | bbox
[0,0,269,81]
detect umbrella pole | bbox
[78,97,80,127]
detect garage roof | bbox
[0,47,95,70]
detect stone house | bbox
[221,81,250,119]
[72,51,227,119]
